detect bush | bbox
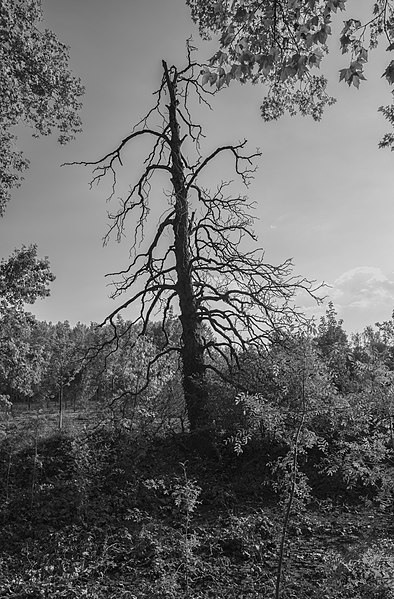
[320,540,394,598]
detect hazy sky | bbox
[2,0,394,334]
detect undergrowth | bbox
[0,423,393,599]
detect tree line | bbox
[2,250,394,463]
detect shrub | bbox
[320,540,394,598]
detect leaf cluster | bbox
[187,0,394,146]
[0,0,84,214]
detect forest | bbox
[2,1,394,598]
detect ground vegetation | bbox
[1,305,394,598]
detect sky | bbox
[2,0,394,334]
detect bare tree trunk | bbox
[72,55,317,436]
[163,61,209,431]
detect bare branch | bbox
[186,141,261,192]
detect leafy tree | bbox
[33,320,102,415]
[39,321,78,426]
[70,50,318,431]
[348,321,394,452]
[187,0,394,142]
[91,317,177,421]
[315,302,354,393]
[234,336,336,447]
[351,322,393,369]
[0,310,45,403]
[0,244,55,311]
[374,312,394,370]
[0,0,84,214]
[0,245,55,403]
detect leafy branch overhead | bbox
[69,48,320,429]
[0,0,84,215]
[187,0,394,144]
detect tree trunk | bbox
[59,385,63,430]
[163,61,210,431]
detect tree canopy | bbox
[0,244,55,313]
[0,0,84,215]
[187,0,394,144]
[0,245,55,402]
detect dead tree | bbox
[69,47,319,431]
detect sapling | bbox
[172,463,201,596]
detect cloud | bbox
[315,266,394,331]
[297,267,394,333]
[331,267,394,310]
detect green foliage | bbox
[0,0,84,213]
[316,302,354,393]
[188,0,344,119]
[100,324,183,428]
[3,306,394,597]
[188,0,394,146]
[0,245,55,402]
[321,541,394,598]
[0,244,55,309]
[222,327,394,508]
[0,311,45,398]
